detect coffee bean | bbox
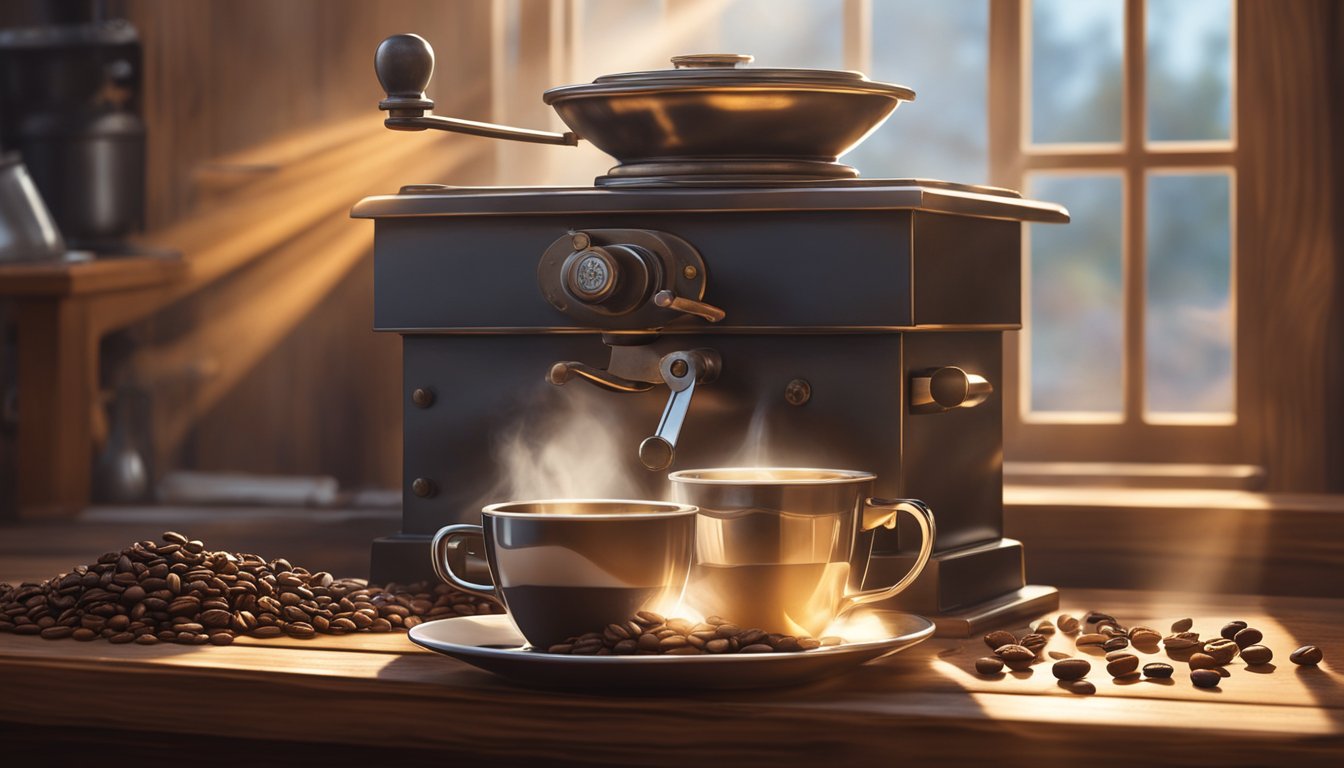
[1191,669,1221,688]
[1051,658,1091,681]
[39,626,73,640]
[715,624,742,639]
[738,629,767,646]
[1129,628,1162,646]
[250,626,283,638]
[1104,649,1133,662]
[976,656,1006,675]
[108,631,135,644]
[1220,621,1248,640]
[1188,653,1220,670]
[1032,619,1056,636]
[658,635,688,650]
[1084,611,1115,625]
[1289,645,1323,666]
[1102,637,1129,652]
[72,628,97,641]
[983,630,1017,650]
[1106,654,1139,677]
[1233,627,1263,648]
[1203,638,1239,665]
[1143,662,1174,679]
[1171,617,1194,633]
[1048,651,1072,660]
[1056,614,1080,634]
[995,644,1035,663]
[1064,680,1096,695]
[740,643,774,654]
[547,643,574,654]
[134,634,159,645]
[284,622,315,639]
[634,610,664,626]
[1019,633,1048,655]
[1163,633,1201,650]
[1240,645,1273,665]
[705,638,730,653]
[1076,633,1107,646]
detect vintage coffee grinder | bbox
[353,34,1067,635]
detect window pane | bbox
[1026,174,1125,416]
[713,0,843,69]
[1030,0,1124,145]
[1147,0,1232,143]
[845,0,988,183]
[1145,172,1233,419]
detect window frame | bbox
[990,0,1254,466]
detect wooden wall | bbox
[108,0,497,489]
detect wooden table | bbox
[0,587,1339,766]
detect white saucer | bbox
[407,609,934,690]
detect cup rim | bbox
[668,467,877,485]
[481,499,699,519]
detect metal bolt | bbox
[411,387,435,408]
[784,378,812,406]
[411,478,436,498]
[682,265,698,280]
[571,232,591,251]
[669,359,689,378]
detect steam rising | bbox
[490,388,643,502]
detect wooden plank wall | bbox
[105,0,497,489]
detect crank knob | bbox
[376,34,436,114]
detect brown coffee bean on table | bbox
[1143,662,1175,679]
[1031,619,1056,636]
[1018,633,1048,655]
[1290,645,1324,666]
[1220,621,1248,640]
[1203,638,1239,665]
[1051,658,1091,681]
[1240,645,1273,665]
[1064,679,1096,695]
[1233,627,1263,648]
[983,629,1017,650]
[1190,669,1221,688]
[1171,617,1194,633]
[1188,653,1221,671]
[1102,636,1129,652]
[1163,633,1201,651]
[1076,633,1107,647]
[976,656,1005,675]
[1056,614,1080,634]
[1106,654,1140,677]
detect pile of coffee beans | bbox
[545,611,843,655]
[973,609,1326,694]
[0,531,502,645]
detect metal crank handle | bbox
[376,34,579,147]
[547,361,654,393]
[638,349,721,470]
[653,290,725,323]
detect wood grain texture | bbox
[1239,0,1344,491]
[0,589,1339,767]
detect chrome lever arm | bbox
[638,349,721,470]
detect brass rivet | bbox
[411,478,435,498]
[682,265,698,280]
[411,388,435,408]
[784,378,812,406]
[571,232,591,251]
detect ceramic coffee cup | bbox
[669,468,935,637]
[432,499,698,648]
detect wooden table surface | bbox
[1,585,1340,767]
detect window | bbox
[993,0,1242,465]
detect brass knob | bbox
[411,388,435,408]
[411,477,436,498]
[910,367,993,414]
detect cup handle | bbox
[842,498,936,609]
[431,524,499,601]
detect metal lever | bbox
[910,366,993,414]
[639,350,721,470]
[653,290,726,323]
[547,361,654,393]
[376,34,579,146]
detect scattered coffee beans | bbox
[0,532,502,646]
[1051,658,1091,681]
[1076,633,1108,647]
[1163,632,1201,651]
[1220,621,1248,640]
[1240,645,1273,665]
[1106,654,1139,677]
[1289,645,1323,667]
[983,630,1017,650]
[1142,662,1174,679]
[1032,619,1056,636]
[1056,614,1080,634]
[1233,627,1263,649]
[1084,611,1116,625]
[1102,636,1130,652]
[975,656,1005,675]
[1190,669,1221,688]
[1129,627,1162,646]
[1170,617,1194,633]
